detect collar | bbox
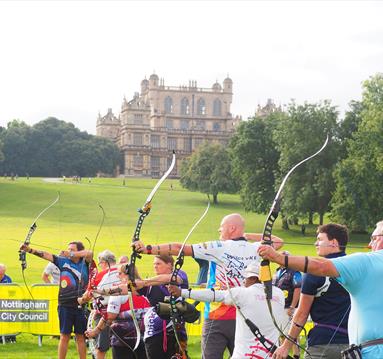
[325,251,346,259]
[231,236,247,242]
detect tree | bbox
[273,101,340,225]
[0,126,4,162]
[180,142,238,204]
[229,113,282,212]
[331,74,383,231]
[0,120,32,175]
[336,100,364,161]
[0,117,121,177]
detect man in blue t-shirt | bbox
[20,241,93,359]
[262,223,351,359]
[259,220,383,359]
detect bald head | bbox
[219,213,245,240]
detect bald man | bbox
[133,213,284,359]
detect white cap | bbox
[243,262,260,278]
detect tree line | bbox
[0,117,121,177]
[180,73,383,233]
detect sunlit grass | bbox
[0,176,369,357]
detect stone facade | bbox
[96,74,240,177]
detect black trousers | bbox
[145,333,188,359]
[112,341,147,359]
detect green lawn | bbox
[0,176,370,358]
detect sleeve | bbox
[108,296,122,314]
[301,273,324,296]
[44,263,52,275]
[191,240,226,261]
[222,286,246,306]
[293,271,302,288]
[331,252,368,289]
[180,288,226,303]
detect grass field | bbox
[0,176,370,358]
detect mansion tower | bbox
[96,74,240,177]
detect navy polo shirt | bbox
[301,251,350,346]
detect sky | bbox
[0,1,382,134]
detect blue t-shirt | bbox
[332,250,383,358]
[0,274,12,283]
[301,252,350,346]
[53,256,89,307]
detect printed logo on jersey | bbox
[208,241,223,249]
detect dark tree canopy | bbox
[0,117,121,177]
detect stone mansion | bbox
[96,74,241,177]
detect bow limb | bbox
[259,135,329,358]
[19,192,60,300]
[79,204,105,303]
[169,199,210,355]
[260,135,329,297]
[92,204,106,253]
[128,150,176,284]
[127,288,142,351]
[127,151,176,351]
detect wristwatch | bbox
[146,245,152,255]
[69,251,75,258]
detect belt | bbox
[314,322,348,335]
[361,338,383,349]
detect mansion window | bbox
[197,98,206,115]
[165,119,173,129]
[168,137,177,150]
[195,120,206,130]
[180,97,190,115]
[151,156,160,169]
[133,155,143,167]
[180,119,189,130]
[134,114,143,125]
[151,135,161,148]
[213,122,221,131]
[213,99,222,116]
[164,96,173,114]
[184,138,192,152]
[133,133,143,146]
